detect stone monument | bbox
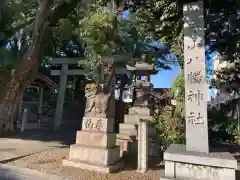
[137,118,149,173]
[63,65,122,173]
[160,1,237,180]
[117,62,158,158]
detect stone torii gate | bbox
[49,57,129,131]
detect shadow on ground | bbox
[0,172,20,180]
[122,154,162,172]
[210,140,240,153]
[0,165,27,180]
[236,170,240,180]
[4,126,78,146]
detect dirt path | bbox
[0,130,69,162]
[5,146,162,180]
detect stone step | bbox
[76,130,116,149]
[119,124,138,136]
[123,115,138,124]
[119,123,157,137]
[128,107,151,116]
[68,144,120,166]
[63,158,123,174]
[124,114,153,124]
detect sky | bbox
[151,65,181,88]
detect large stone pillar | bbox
[160,1,237,180]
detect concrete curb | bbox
[0,164,70,180]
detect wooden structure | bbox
[17,73,57,131]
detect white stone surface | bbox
[165,161,175,177]
[119,123,138,136]
[164,144,237,168]
[76,131,116,148]
[124,114,152,124]
[137,119,148,173]
[183,0,209,153]
[128,107,151,116]
[161,144,237,180]
[69,144,120,166]
[162,161,236,180]
[175,162,235,180]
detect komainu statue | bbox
[84,65,115,118]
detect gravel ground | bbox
[5,147,162,180]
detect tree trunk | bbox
[0,0,80,135]
[0,21,49,135]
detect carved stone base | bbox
[160,144,237,180]
[68,144,120,166]
[76,131,116,148]
[63,159,123,173]
[63,116,122,173]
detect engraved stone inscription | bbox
[188,89,204,106]
[188,112,204,125]
[95,119,103,131]
[187,69,204,84]
[84,119,93,129]
[82,118,107,132]
[83,118,102,131]
[82,117,114,133]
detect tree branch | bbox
[50,0,81,26]
[5,17,35,38]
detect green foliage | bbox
[170,72,184,102]
[154,105,184,152]
[128,8,154,40]
[77,9,120,79]
[79,9,118,57]
[154,70,185,152]
[204,0,240,91]
[129,0,183,66]
[0,0,36,46]
[208,101,240,143]
[56,19,74,41]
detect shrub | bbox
[154,105,184,152]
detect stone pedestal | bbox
[161,144,237,180]
[63,117,123,173]
[117,106,158,158]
